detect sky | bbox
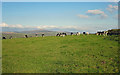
[1,2,119,32]
[1,0,119,2]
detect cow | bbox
[96,33,99,35]
[25,35,28,38]
[9,36,12,39]
[96,31,109,36]
[64,33,67,36]
[76,32,80,35]
[56,33,67,37]
[42,34,44,37]
[86,32,89,35]
[83,32,86,35]
[103,31,108,36]
[71,32,73,35]
[2,37,6,39]
[62,33,67,36]
[56,33,60,36]
[35,33,38,37]
[60,34,65,37]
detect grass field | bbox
[2,35,119,73]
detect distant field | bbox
[2,35,119,73]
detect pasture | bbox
[2,35,119,73]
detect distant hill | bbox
[2,27,39,32]
[19,29,52,34]
[2,27,76,38]
[2,32,16,34]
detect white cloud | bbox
[106,5,118,13]
[77,15,89,18]
[1,23,116,32]
[0,23,24,28]
[36,25,58,29]
[11,24,24,28]
[86,9,108,18]
[0,23,9,27]
[1,23,97,32]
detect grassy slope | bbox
[2,35,119,73]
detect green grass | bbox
[2,35,119,73]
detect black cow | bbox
[2,37,6,39]
[83,32,86,34]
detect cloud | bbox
[86,9,108,18]
[10,24,24,28]
[0,23,87,31]
[1,23,117,32]
[106,5,118,13]
[0,23,24,28]
[36,25,58,29]
[0,23,59,29]
[0,23,98,32]
[77,15,89,18]
[0,23,9,27]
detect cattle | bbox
[56,33,67,37]
[60,34,65,37]
[107,29,120,35]
[35,33,38,37]
[25,35,28,38]
[103,31,108,36]
[96,33,99,35]
[61,33,67,37]
[71,32,73,35]
[96,31,107,36]
[83,32,86,34]
[42,34,44,37]
[62,33,67,36]
[56,33,60,36]
[86,32,89,35]
[96,32,103,35]
[76,32,80,35]
[2,37,6,39]
[65,33,67,36]
[9,36,12,39]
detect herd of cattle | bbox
[2,29,120,39]
[2,32,88,39]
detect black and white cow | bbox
[56,33,60,36]
[25,35,28,38]
[42,34,44,37]
[71,32,73,35]
[9,36,13,39]
[35,33,38,37]
[76,32,80,35]
[56,33,67,37]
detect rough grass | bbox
[2,35,119,73]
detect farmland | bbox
[2,35,119,73]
